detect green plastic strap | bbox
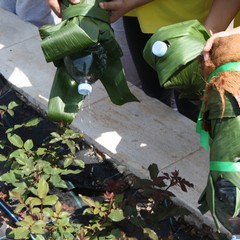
[196,107,209,150]
[62,3,109,23]
[207,62,240,82]
[197,62,240,150]
[210,161,240,172]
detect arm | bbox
[202,0,240,60]
[47,0,80,18]
[203,26,240,60]
[99,0,153,23]
[204,0,240,33]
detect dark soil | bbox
[0,74,228,240]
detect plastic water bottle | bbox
[231,235,240,240]
[152,41,168,57]
[64,44,107,96]
[215,178,240,235]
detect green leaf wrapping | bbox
[40,20,97,63]
[143,20,210,99]
[198,87,240,232]
[47,65,84,123]
[39,0,138,123]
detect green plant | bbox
[0,101,194,240]
[76,164,194,240]
[0,101,85,239]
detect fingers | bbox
[47,0,80,18]
[69,0,81,4]
[47,0,62,17]
[99,1,124,23]
[99,1,122,11]
[202,32,225,61]
[202,38,215,61]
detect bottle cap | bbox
[152,41,168,57]
[78,82,92,96]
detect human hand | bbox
[47,0,80,18]
[99,0,152,23]
[99,0,129,23]
[202,27,240,61]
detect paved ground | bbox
[0,8,232,238]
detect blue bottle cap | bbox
[78,82,92,96]
[152,41,168,57]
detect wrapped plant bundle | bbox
[198,35,240,233]
[39,0,138,123]
[143,19,210,100]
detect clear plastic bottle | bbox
[64,43,107,96]
[215,178,240,235]
[231,235,240,240]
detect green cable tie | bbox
[210,161,240,172]
[207,62,240,82]
[196,62,240,150]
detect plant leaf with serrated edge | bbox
[43,195,58,205]
[0,154,6,161]
[8,101,18,110]
[143,228,158,240]
[10,227,30,239]
[35,235,45,240]
[25,197,41,207]
[31,220,46,234]
[43,207,54,217]
[0,171,17,184]
[74,159,85,168]
[24,118,42,127]
[55,201,62,214]
[8,133,23,148]
[79,194,99,207]
[108,209,125,222]
[50,175,68,188]
[37,177,49,199]
[24,139,34,151]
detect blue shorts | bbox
[0,0,54,27]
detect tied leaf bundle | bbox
[39,0,138,123]
[198,35,240,233]
[143,19,210,100]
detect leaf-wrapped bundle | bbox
[39,0,138,123]
[198,35,240,233]
[143,20,210,100]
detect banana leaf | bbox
[143,20,210,100]
[198,68,240,233]
[39,0,138,123]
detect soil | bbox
[0,74,229,239]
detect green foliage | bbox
[76,164,194,240]
[0,101,194,239]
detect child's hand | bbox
[99,0,128,23]
[99,0,152,23]
[47,0,80,18]
[202,28,240,61]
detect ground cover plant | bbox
[0,75,228,239]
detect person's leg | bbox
[174,90,200,122]
[123,16,172,106]
[16,0,54,27]
[0,0,16,14]
[123,16,200,120]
